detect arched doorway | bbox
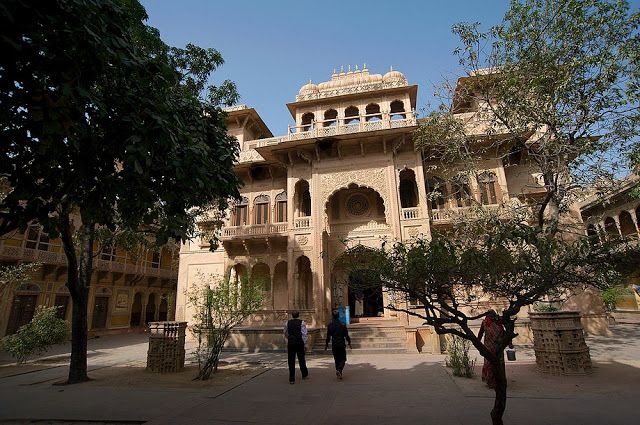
[145,293,156,324]
[5,283,40,335]
[273,261,288,310]
[295,256,313,309]
[252,262,271,309]
[130,292,143,327]
[158,296,168,321]
[331,247,384,319]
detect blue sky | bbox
[141,0,637,136]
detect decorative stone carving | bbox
[147,321,187,373]
[297,235,309,246]
[319,167,391,223]
[346,193,370,216]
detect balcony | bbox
[328,220,390,235]
[430,205,500,224]
[221,223,288,239]
[244,112,417,151]
[0,244,177,279]
[401,207,421,220]
[294,217,312,229]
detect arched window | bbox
[426,176,448,210]
[254,194,270,225]
[399,169,418,208]
[390,100,405,120]
[478,172,499,205]
[295,180,311,217]
[232,197,249,226]
[344,106,360,124]
[452,175,472,208]
[365,103,382,121]
[275,191,287,223]
[604,216,619,239]
[619,211,637,237]
[301,112,314,131]
[323,109,337,127]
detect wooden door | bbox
[91,296,109,329]
[6,295,38,335]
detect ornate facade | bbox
[0,224,178,338]
[176,65,560,350]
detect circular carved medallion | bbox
[346,193,370,216]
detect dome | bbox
[298,81,319,95]
[383,69,407,84]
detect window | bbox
[344,106,360,124]
[323,109,337,127]
[399,170,418,208]
[301,112,314,131]
[232,197,249,226]
[275,191,287,223]
[390,100,406,120]
[452,175,472,207]
[426,177,447,210]
[301,190,311,216]
[151,251,161,269]
[25,225,50,251]
[101,244,116,261]
[365,103,382,121]
[254,195,270,225]
[478,172,499,205]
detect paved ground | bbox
[0,325,638,425]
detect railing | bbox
[0,245,177,279]
[221,223,288,238]
[401,207,421,220]
[430,205,500,223]
[294,217,312,229]
[243,112,417,153]
[328,220,390,235]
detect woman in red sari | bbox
[478,309,505,389]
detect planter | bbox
[529,311,592,375]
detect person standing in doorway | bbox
[284,310,308,384]
[325,310,352,380]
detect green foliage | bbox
[445,335,476,378]
[187,274,263,380]
[0,263,41,287]
[532,302,559,312]
[1,306,69,363]
[601,286,630,311]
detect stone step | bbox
[312,325,407,352]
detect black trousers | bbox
[287,343,308,381]
[332,346,347,372]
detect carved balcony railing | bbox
[294,217,312,229]
[401,207,421,220]
[0,244,177,279]
[221,223,288,239]
[328,220,390,235]
[430,205,500,223]
[243,112,417,155]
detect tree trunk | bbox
[61,219,95,384]
[490,355,508,425]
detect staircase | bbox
[312,320,408,354]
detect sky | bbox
[141,0,636,137]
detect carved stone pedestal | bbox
[146,321,187,373]
[529,311,592,375]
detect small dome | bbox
[383,69,407,84]
[298,81,319,95]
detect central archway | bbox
[331,247,384,319]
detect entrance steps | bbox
[312,321,408,354]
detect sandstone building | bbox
[176,66,563,351]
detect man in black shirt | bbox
[325,310,352,380]
[284,310,308,384]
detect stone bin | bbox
[529,311,592,375]
[147,321,187,373]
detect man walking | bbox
[284,310,308,384]
[325,310,352,380]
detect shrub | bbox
[1,306,69,363]
[445,335,476,378]
[601,286,629,312]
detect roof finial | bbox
[390,65,393,72]
[348,64,352,73]
[355,64,359,71]
[363,62,367,70]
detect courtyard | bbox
[0,324,638,425]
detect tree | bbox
[0,0,242,383]
[347,220,637,425]
[187,274,263,380]
[410,3,639,422]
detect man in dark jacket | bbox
[284,310,308,384]
[325,310,352,380]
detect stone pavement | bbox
[0,325,638,425]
